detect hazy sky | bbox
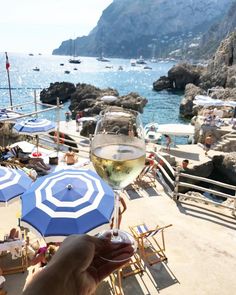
[0,0,113,54]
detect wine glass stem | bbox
[112,190,121,237]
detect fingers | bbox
[92,243,134,282]
[96,246,134,281]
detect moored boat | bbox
[144,122,161,143]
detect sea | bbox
[0,53,189,143]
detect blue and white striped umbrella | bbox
[13,118,55,135]
[0,166,33,203]
[21,169,114,242]
[0,109,20,122]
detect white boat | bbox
[144,123,161,143]
[136,56,147,64]
[130,59,136,66]
[68,40,81,64]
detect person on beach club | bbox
[63,147,78,165]
[204,134,213,156]
[164,134,171,152]
[22,234,133,295]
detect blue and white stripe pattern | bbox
[13,118,55,135]
[21,169,114,242]
[136,224,160,237]
[0,109,20,122]
[0,166,32,202]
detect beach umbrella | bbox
[21,169,114,242]
[13,118,55,156]
[194,95,236,107]
[13,117,55,134]
[0,109,20,122]
[0,166,33,203]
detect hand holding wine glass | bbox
[91,106,146,262]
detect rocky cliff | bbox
[52,0,233,59]
[152,30,236,118]
[191,1,236,60]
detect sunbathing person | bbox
[23,158,51,175]
[63,147,78,165]
[7,228,19,241]
[29,244,58,267]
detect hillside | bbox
[52,0,234,59]
[190,1,236,59]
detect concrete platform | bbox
[1,179,236,295]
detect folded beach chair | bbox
[129,223,172,266]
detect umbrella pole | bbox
[56,97,60,157]
[34,91,39,157]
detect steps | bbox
[213,131,236,151]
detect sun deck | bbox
[1,174,236,295]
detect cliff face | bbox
[191,1,236,59]
[52,0,233,59]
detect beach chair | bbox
[133,164,156,189]
[119,252,144,279]
[109,270,124,295]
[129,223,172,266]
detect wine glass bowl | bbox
[91,107,146,261]
[91,107,146,189]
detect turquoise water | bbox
[0,53,188,142]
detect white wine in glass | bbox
[91,106,146,262]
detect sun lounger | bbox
[109,270,124,295]
[133,164,156,189]
[119,252,144,278]
[129,223,172,266]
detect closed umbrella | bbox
[13,118,55,157]
[0,166,32,203]
[21,169,114,242]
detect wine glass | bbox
[91,106,146,261]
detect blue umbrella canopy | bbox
[21,169,114,242]
[0,109,20,122]
[13,118,55,135]
[0,166,33,202]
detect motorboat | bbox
[144,123,161,143]
[69,58,81,64]
[130,59,136,66]
[136,56,147,64]
[32,67,40,71]
[64,70,70,74]
[144,66,152,70]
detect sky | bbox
[0,0,113,54]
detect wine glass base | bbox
[97,229,137,262]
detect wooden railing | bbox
[146,149,236,215]
[173,167,236,215]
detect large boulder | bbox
[168,63,203,90]
[179,84,205,118]
[153,63,205,91]
[212,153,236,185]
[69,83,148,118]
[153,76,173,91]
[40,82,76,104]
